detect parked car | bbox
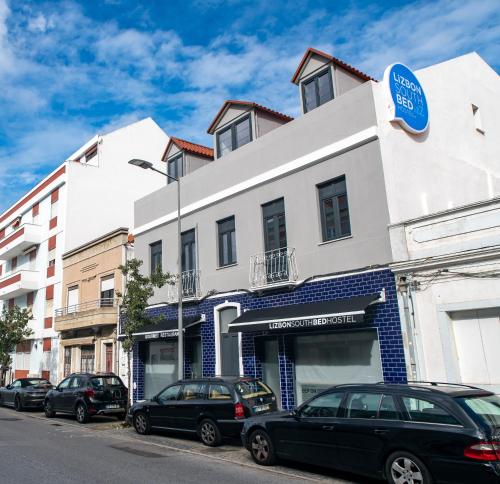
[128,377,278,446]
[0,378,53,411]
[44,372,128,423]
[241,382,500,484]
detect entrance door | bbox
[294,330,383,405]
[257,337,281,407]
[105,343,113,373]
[450,308,500,392]
[262,198,288,283]
[219,307,239,376]
[144,341,178,399]
[80,346,95,373]
[64,347,72,377]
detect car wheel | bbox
[198,419,222,447]
[75,403,90,424]
[14,395,23,412]
[385,451,432,484]
[44,400,56,418]
[133,411,151,435]
[249,429,276,466]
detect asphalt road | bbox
[0,406,371,484]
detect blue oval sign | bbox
[385,63,429,134]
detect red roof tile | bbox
[162,136,214,160]
[207,100,294,134]
[291,47,375,84]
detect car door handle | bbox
[373,429,389,435]
[322,425,335,431]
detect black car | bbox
[241,382,500,484]
[44,372,128,423]
[128,377,278,446]
[0,378,53,411]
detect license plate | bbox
[253,404,270,413]
[106,404,120,409]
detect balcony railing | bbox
[55,298,116,317]
[0,223,42,260]
[166,270,202,303]
[249,247,299,290]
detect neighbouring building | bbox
[0,118,168,383]
[54,228,132,382]
[127,48,499,408]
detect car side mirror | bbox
[291,409,300,419]
[56,386,63,392]
[6,384,11,390]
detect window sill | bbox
[216,263,238,271]
[318,235,353,246]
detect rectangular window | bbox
[401,396,461,426]
[150,241,162,274]
[217,216,236,267]
[167,155,183,184]
[216,115,252,158]
[302,68,334,113]
[318,176,351,242]
[181,229,196,272]
[100,275,114,305]
[85,144,98,162]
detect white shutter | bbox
[101,276,114,292]
[67,286,79,310]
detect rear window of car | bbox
[90,376,122,388]
[234,380,273,400]
[401,396,461,425]
[208,384,232,400]
[23,379,50,387]
[458,394,500,427]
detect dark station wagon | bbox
[242,382,500,484]
[128,376,278,446]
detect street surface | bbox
[0,406,377,484]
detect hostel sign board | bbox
[385,63,429,134]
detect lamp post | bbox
[128,159,183,380]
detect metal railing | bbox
[249,247,299,290]
[166,270,202,303]
[55,298,116,317]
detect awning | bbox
[118,315,203,341]
[228,294,380,333]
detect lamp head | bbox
[128,159,153,169]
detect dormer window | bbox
[167,154,183,184]
[216,115,252,158]
[302,68,334,113]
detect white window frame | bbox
[213,301,242,376]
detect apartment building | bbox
[0,118,168,383]
[128,48,499,408]
[54,228,131,382]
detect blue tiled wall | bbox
[129,269,407,408]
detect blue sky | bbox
[0,0,499,213]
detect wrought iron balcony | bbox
[55,298,116,317]
[249,247,299,290]
[0,223,42,260]
[0,269,39,300]
[54,298,117,332]
[166,270,202,303]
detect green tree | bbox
[117,258,173,408]
[0,306,33,386]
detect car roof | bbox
[68,372,118,378]
[178,376,260,384]
[328,382,494,398]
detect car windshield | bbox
[234,380,273,399]
[458,394,500,427]
[24,379,51,387]
[90,376,122,388]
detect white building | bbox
[0,117,168,383]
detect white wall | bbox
[376,53,500,227]
[64,117,169,252]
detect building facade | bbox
[0,118,168,383]
[54,228,131,382]
[127,48,499,407]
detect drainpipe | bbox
[398,275,419,381]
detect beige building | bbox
[54,228,130,381]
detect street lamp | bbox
[128,158,184,380]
